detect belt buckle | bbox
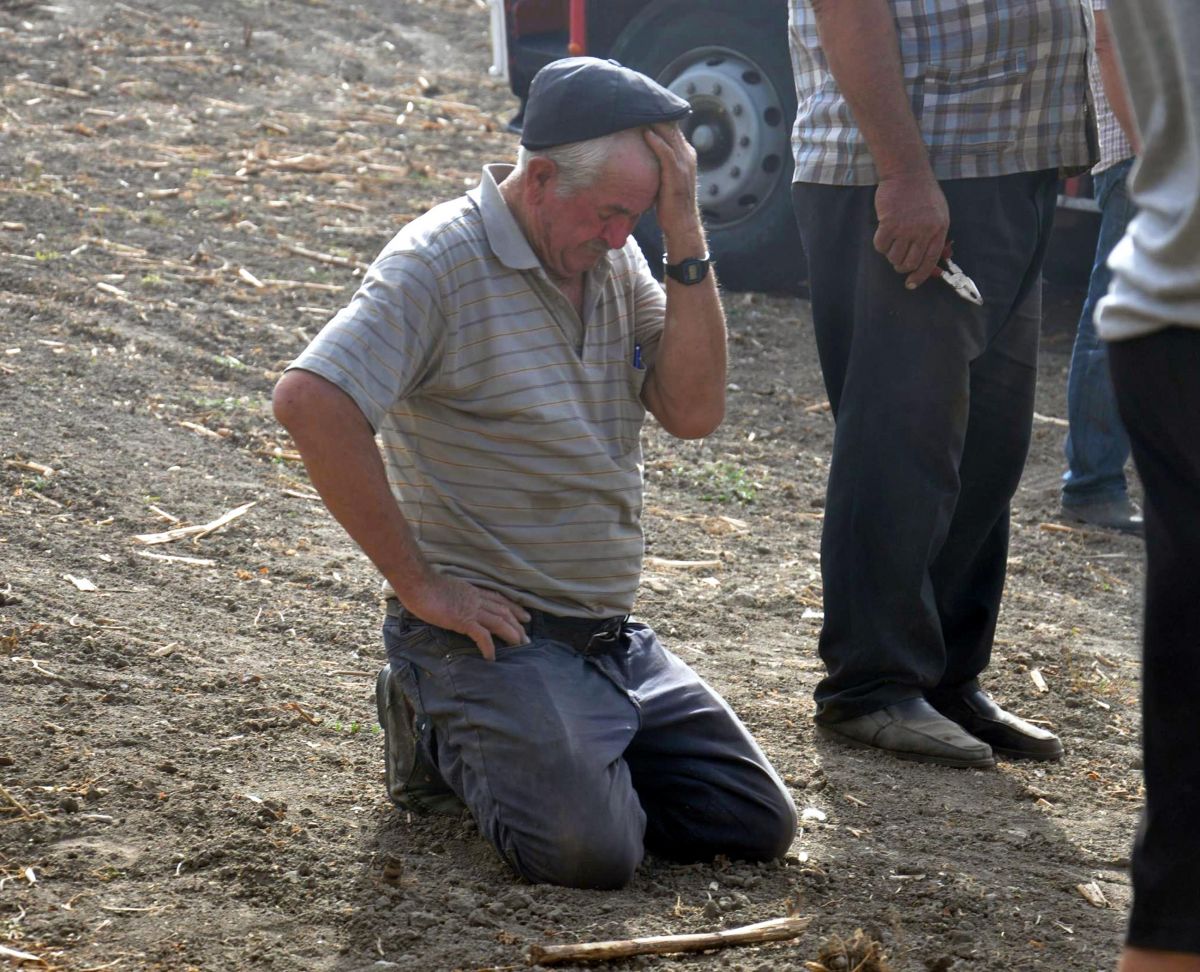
[585,616,627,655]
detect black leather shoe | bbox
[1061,497,1144,536]
[929,686,1064,761]
[375,665,465,815]
[817,697,995,768]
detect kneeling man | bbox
[273,57,797,889]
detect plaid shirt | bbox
[790,0,1098,185]
[1090,0,1133,173]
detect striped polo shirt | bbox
[288,164,667,619]
[789,0,1098,185]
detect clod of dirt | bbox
[338,57,366,83]
[804,928,891,972]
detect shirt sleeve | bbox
[285,249,444,431]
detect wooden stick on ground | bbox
[282,241,369,273]
[0,783,45,821]
[0,943,45,964]
[527,915,812,966]
[132,501,256,545]
[135,550,216,567]
[643,556,722,572]
[5,458,55,477]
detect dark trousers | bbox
[1108,328,1200,953]
[384,611,797,889]
[792,171,1058,721]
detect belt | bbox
[385,600,629,655]
[526,609,630,655]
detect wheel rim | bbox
[662,48,789,229]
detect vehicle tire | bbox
[609,0,804,293]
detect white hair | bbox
[516,128,658,195]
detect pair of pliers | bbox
[932,243,983,305]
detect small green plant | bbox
[141,272,164,286]
[197,194,231,210]
[35,250,61,261]
[699,461,758,504]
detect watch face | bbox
[666,257,710,284]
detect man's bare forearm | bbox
[644,272,727,440]
[1096,9,1142,154]
[640,124,727,439]
[272,369,433,595]
[272,369,529,658]
[810,0,949,285]
[811,0,928,180]
[650,208,726,440]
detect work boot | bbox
[375,665,465,816]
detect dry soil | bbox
[1,1,1146,969]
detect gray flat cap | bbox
[520,56,691,150]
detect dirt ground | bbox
[0,1,1148,969]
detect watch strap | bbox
[663,252,711,285]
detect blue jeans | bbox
[1062,158,1136,506]
[383,610,797,889]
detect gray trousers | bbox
[384,609,797,889]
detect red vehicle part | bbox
[568,0,586,55]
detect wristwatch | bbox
[663,251,711,285]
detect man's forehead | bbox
[585,176,658,215]
[590,153,660,206]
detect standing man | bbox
[1101,2,1200,968]
[273,57,796,890]
[1061,0,1143,534]
[788,1,1095,767]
